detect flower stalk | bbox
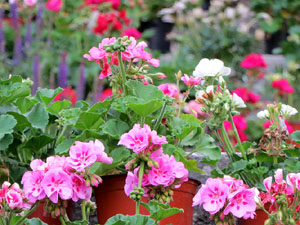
[136,161,145,215]
[118,51,127,96]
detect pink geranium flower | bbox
[122,28,142,39]
[5,188,23,209]
[224,188,257,218]
[271,79,294,96]
[287,173,300,191]
[124,169,139,196]
[181,74,201,88]
[41,169,73,203]
[66,141,97,172]
[90,139,113,164]
[21,171,46,203]
[192,178,229,214]
[70,174,92,202]
[240,54,267,69]
[184,100,206,118]
[118,124,149,153]
[158,83,178,98]
[45,0,63,12]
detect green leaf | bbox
[0,114,17,139]
[105,214,156,225]
[284,158,300,172]
[230,160,248,173]
[259,19,281,33]
[177,153,205,174]
[74,112,103,130]
[47,100,72,115]
[292,131,300,143]
[141,200,183,222]
[88,100,111,114]
[167,117,197,140]
[26,103,49,129]
[60,108,81,126]
[14,97,37,114]
[75,130,105,141]
[24,218,48,225]
[102,119,129,139]
[55,139,75,155]
[0,134,13,150]
[75,100,90,111]
[128,99,163,117]
[7,112,31,131]
[35,88,63,106]
[126,80,164,102]
[23,135,55,151]
[194,134,221,161]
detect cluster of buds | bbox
[43,199,69,218]
[125,152,159,172]
[130,187,144,201]
[212,210,235,225]
[104,36,132,53]
[147,186,174,204]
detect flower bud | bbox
[175,70,182,80]
[264,219,272,225]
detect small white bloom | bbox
[281,104,298,117]
[257,110,269,119]
[196,86,214,100]
[232,93,246,108]
[253,187,260,204]
[193,58,231,78]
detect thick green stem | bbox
[14,202,38,225]
[118,51,127,96]
[136,162,145,215]
[220,124,235,156]
[215,131,233,162]
[229,114,247,160]
[59,216,67,225]
[82,200,87,221]
[153,102,167,131]
[273,156,278,165]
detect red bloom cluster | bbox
[224,115,248,143]
[54,88,77,105]
[271,79,294,96]
[85,0,120,10]
[122,28,141,39]
[232,87,260,104]
[240,54,267,78]
[93,11,130,35]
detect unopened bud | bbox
[175,70,182,80]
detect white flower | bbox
[231,93,246,108]
[24,0,37,6]
[196,85,214,100]
[193,58,231,78]
[257,110,269,119]
[281,104,298,117]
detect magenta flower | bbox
[192,178,228,214]
[181,74,201,88]
[45,0,63,12]
[21,171,46,203]
[287,173,300,191]
[118,124,149,153]
[240,54,267,69]
[41,169,72,203]
[169,155,188,184]
[5,188,23,209]
[90,140,113,164]
[66,141,97,172]
[184,100,206,118]
[224,188,257,218]
[70,174,91,202]
[271,79,294,96]
[124,170,139,196]
[158,83,178,98]
[122,28,142,39]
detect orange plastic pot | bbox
[94,174,200,225]
[29,200,73,225]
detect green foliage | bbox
[105,214,156,225]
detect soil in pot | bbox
[94,174,199,225]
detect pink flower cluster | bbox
[181,74,201,88]
[240,54,267,78]
[85,0,120,10]
[45,0,63,12]
[260,169,300,214]
[184,100,206,118]
[158,83,178,98]
[118,124,167,154]
[84,37,159,79]
[271,79,294,96]
[224,115,248,143]
[21,140,113,204]
[193,176,257,220]
[124,152,188,197]
[0,182,30,215]
[232,87,260,104]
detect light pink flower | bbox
[274,169,284,184]
[263,176,272,192]
[224,188,257,218]
[5,188,23,209]
[158,83,178,98]
[124,170,139,196]
[90,140,113,164]
[30,159,46,171]
[287,173,300,191]
[192,178,229,214]
[181,74,201,88]
[169,155,188,184]
[21,171,46,203]
[184,100,206,117]
[45,0,63,12]
[70,174,91,202]
[24,0,37,6]
[66,141,97,172]
[83,47,106,63]
[118,124,149,153]
[41,169,73,203]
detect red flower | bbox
[85,0,120,9]
[232,87,260,104]
[54,88,77,105]
[271,79,294,96]
[99,89,122,101]
[223,115,248,144]
[240,54,267,69]
[45,0,63,12]
[122,28,142,39]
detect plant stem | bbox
[273,156,278,165]
[56,125,67,145]
[229,114,247,160]
[82,200,87,221]
[59,216,66,225]
[136,161,145,215]
[220,124,235,156]
[14,202,38,225]
[118,51,127,96]
[153,102,167,131]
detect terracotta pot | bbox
[238,209,268,225]
[94,174,200,225]
[29,200,73,225]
